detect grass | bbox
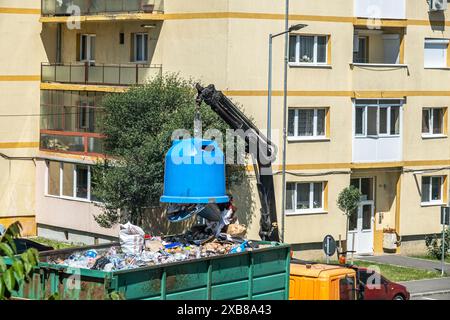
[314,259,441,282]
[28,237,84,250]
[352,260,441,282]
[410,254,450,264]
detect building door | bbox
[349,177,375,255]
[347,201,375,255]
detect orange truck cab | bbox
[289,262,357,300]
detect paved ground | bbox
[357,254,450,274]
[357,254,450,299]
[399,277,450,297]
[412,292,450,300]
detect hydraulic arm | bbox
[196,84,280,242]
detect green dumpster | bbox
[6,241,291,300]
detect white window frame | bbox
[285,182,325,215]
[288,108,327,141]
[45,161,93,203]
[354,100,402,138]
[134,33,149,63]
[350,177,375,201]
[424,38,449,69]
[422,107,446,138]
[421,176,444,206]
[289,35,328,66]
[80,34,96,63]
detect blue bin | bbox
[160,139,229,204]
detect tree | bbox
[92,74,240,227]
[0,222,39,300]
[337,186,361,250]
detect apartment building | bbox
[1,0,449,257]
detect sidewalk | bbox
[399,278,450,297]
[357,254,450,274]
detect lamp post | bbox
[267,1,308,243]
[267,23,307,141]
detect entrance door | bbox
[347,201,374,255]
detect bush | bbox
[425,228,450,260]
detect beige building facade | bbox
[1,0,450,256]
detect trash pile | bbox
[48,221,270,272]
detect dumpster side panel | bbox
[116,268,163,300]
[7,243,291,300]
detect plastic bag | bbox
[119,222,145,254]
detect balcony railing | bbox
[40,130,105,155]
[354,0,406,20]
[41,0,164,16]
[41,63,162,86]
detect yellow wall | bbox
[0,1,46,235]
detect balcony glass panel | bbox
[70,65,86,83]
[40,134,85,152]
[42,65,56,82]
[354,0,406,20]
[103,66,121,85]
[105,0,124,12]
[87,66,104,84]
[138,66,160,83]
[120,67,136,85]
[42,0,163,15]
[88,137,104,154]
[55,66,71,83]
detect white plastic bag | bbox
[119,222,145,254]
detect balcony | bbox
[352,100,403,163]
[40,131,105,155]
[41,63,162,86]
[40,90,105,156]
[354,0,406,20]
[41,0,164,16]
[351,28,408,91]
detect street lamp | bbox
[267,15,307,243]
[267,23,307,141]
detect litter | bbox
[48,228,274,272]
[119,222,145,254]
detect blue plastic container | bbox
[160,139,229,204]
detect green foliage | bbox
[425,228,450,260]
[106,291,125,300]
[0,222,39,300]
[337,185,361,217]
[92,74,241,227]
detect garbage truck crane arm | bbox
[195,83,280,242]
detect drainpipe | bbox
[56,23,62,63]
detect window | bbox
[80,34,95,62]
[339,276,356,301]
[355,100,402,137]
[353,36,368,63]
[46,161,96,201]
[424,39,449,69]
[285,182,325,214]
[422,108,445,136]
[351,178,374,201]
[288,108,327,139]
[421,176,444,204]
[289,35,328,65]
[133,33,148,62]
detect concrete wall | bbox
[35,160,119,237]
[0,0,47,235]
